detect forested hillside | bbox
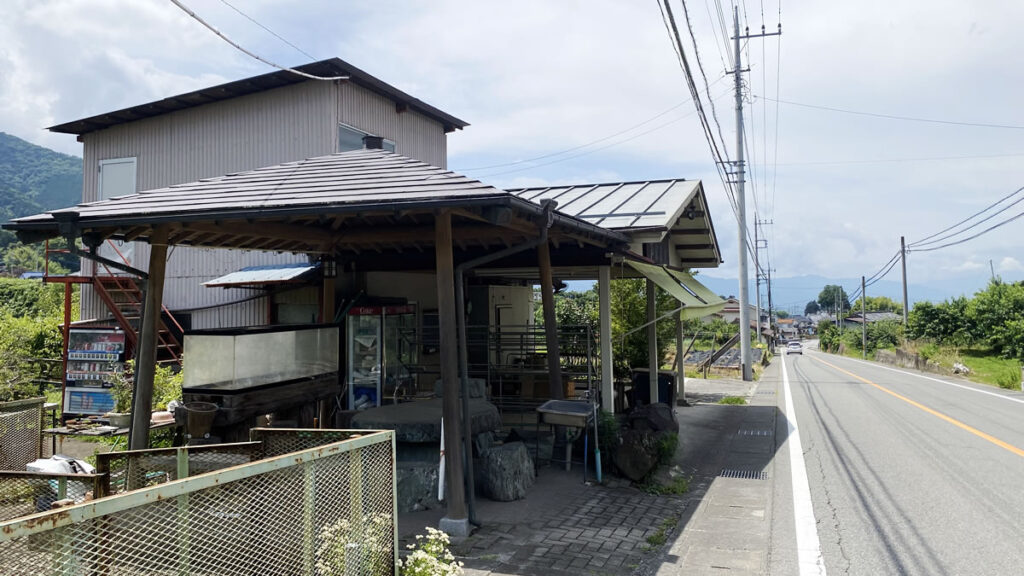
[0,132,82,274]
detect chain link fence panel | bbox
[0,430,396,576]
[0,472,103,522]
[0,397,44,470]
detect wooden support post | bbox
[435,211,468,535]
[598,266,614,413]
[537,240,563,399]
[647,280,659,404]
[129,227,168,450]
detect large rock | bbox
[628,403,678,434]
[614,429,659,482]
[396,463,440,512]
[478,442,535,501]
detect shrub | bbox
[399,526,463,576]
[316,512,394,576]
[655,432,678,466]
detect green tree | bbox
[851,295,902,313]
[970,279,1024,360]
[804,300,821,315]
[776,310,790,319]
[817,285,851,315]
[0,278,77,400]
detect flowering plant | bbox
[399,527,463,576]
[316,512,393,576]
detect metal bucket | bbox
[183,402,218,438]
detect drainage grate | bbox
[737,429,773,437]
[756,390,775,395]
[719,468,768,480]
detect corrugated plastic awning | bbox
[626,260,726,319]
[203,263,317,288]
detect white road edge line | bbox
[782,354,827,576]
[822,352,1024,406]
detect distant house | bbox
[843,312,901,329]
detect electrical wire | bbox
[455,80,725,172]
[218,0,316,61]
[760,95,1024,130]
[908,208,1024,253]
[168,0,347,81]
[908,185,1024,247]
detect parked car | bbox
[786,341,803,355]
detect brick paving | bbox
[450,480,687,576]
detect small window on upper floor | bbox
[338,123,395,153]
[98,157,137,200]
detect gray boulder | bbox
[478,442,535,501]
[628,403,678,434]
[614,429,659,482]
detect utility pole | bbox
[900,236,909,326]
[861,275,867,359]
[731,7,780,381]
[754,218,762,345]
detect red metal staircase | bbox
[91,274,183,365]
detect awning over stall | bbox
[203,262,317,288]
[625,260,726,319]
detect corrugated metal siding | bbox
[75,80,447,326]
[78,81,337,323]
[338,83,447,168]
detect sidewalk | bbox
[399,368,777,575]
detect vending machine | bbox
[63,328,126,418]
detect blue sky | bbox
[1,0,1021,302]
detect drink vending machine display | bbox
[63,328,126,417]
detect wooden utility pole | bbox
[129,227,168,450]
[434,211,468,535]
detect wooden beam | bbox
[129,226,168,451]
[537,240,563,399]
[435,210,468,530]
[184,221,332,246]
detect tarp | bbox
[626,260,726,319]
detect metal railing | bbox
[0,471,105,523]
[0,397,44,470]
[0,429,397,576]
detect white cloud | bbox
[998,256,1024,273]
[1,0,1022,301]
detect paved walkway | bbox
[399,370,775,575]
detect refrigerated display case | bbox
[63,328,126,417]
[347,304,416,409]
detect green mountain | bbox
[0,132,82,273]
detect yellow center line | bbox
[809,355,1024,459]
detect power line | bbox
[218,0,316,61]
[455,81,724,172]
[168,0,346,81]
[908,208,1024,253]
[776,151,1024,166]
[908,185,1024,247]
[759,95,1024,130]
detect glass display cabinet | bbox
[347,304,417,409]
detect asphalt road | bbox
[770,343,1024,575]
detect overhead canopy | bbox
[203,262,317,288]
[510,179,722,269]
[626,260,726,319]
[5,150,628,270]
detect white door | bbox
[97,158,137,268]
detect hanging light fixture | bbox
[319,255,338,278]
